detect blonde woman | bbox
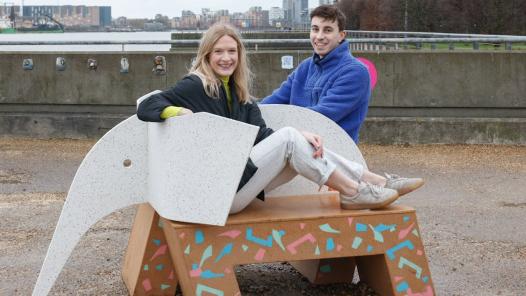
[137,23,424,214]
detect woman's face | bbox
[209,35,238,77]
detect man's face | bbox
[310,16,346,58]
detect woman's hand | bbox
[160,106,193,119]
[178,107,194,116]
[301,131,324,158]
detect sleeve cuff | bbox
[160,106,183,119]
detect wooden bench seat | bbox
[122,193,435,296]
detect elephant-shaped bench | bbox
[32,99,434,296]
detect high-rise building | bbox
[215,10,230,24]
[99,6,111,27]
[21,5,111,28]
[269,7,284,26]
[247,6,269,28]
[282,0,308,29]
[319,0,338,5]
[282,0,293,27]
[179,10,198,29]
[299,0,309,27]
[0,5,20,18]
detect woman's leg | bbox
[324,151,424,197]
[313,148,405,209]
[230,127,371,213]
[320,148,365,196]
[260,147,377,198]
[361,170,387,186]
[321,148,390,186]
[230,127,419,213]
[230,127,339,213]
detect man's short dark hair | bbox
[310,5,346,32]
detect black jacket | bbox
[137,74,274,199]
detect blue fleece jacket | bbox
[261,40,370,143]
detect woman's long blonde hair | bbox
[189,23,252,103]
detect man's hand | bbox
[301,131,324,158]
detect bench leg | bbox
[122,204,178,295]
[356,213,434,296]
[289,257,356,284]
[356,254,396,296]
[162,218,242,296]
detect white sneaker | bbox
[340,182,399,210]
[384,173,424,196]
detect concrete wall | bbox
[371,52,525,109]
[1,51,525,143]
[0,51,305,104]
[1,51,524,108]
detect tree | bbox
[360,0,398,30]
[337,0,364,29]
[337,0,525,34]
[154,14,171,29]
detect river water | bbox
[0,31,176,52]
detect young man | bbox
[261,5,370,144]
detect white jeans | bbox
[230,127,364,214]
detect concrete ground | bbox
[1,138,525,295]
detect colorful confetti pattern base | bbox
[123,202,434,296]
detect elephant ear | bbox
[259,104,367,197]
[145,112,259,226]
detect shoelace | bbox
[364,182,384,199]
[385,172,401,180]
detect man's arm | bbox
[261,70,296,104]
[307,64,370,123]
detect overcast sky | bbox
[19,1,320,18]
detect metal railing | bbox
[344,30,526,51]
[348,37,526,51]
[345,30,525,39]
[0,36,525,51]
